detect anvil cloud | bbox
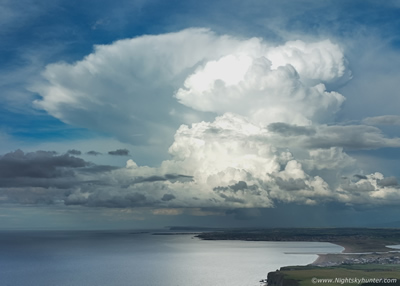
[5,29,393,210]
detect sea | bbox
[0,230,343,286]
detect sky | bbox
[1,0,400,229]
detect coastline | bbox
[311,241,400,267]
[311,241,349,265]
[195,228,400,278]
[333,241,355,253]
[269,241,400,285]
[312,253,330,265]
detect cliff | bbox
[267,269,299,286]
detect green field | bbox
[272,265,400,286]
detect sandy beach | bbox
[312,241,400,266]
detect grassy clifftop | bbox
[268,265,400,286]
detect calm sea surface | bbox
[0,230,343,286]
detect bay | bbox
[0,230,343,286]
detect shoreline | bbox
[270,242,400,285]
[311,242,400,267]
[311,241,350,265]
[195,229,400,272]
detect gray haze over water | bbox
[0,231,343,286]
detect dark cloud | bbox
[129,174,193,185]
[219,194,246,204]
[140,175,165,182]
[0,150,195,207]
[230,181,248,192]
[67,149,81,155]
[214,186,229,192]
[161,194,176,201]
[274,177,308,191]
[86,151,102,156]
[108,149,130,156]
[78,165,120,174]
[304,125,400,150]
[363,115,400,126]
[212,181,262,205]
[340,180,375,193]
[0,149,86,179]
[264,123,400,150]
[0,177,81,189]
[268,122,316,136]
[65,191,148,208]
[213,181,257,193]
[164,174,193,183]
[377,176,398,187]
[353,174,368,180]
[0,150,123,205]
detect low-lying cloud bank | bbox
[4,28,398,211]
[1,145,398,209]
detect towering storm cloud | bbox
[9,28,397,210]
[175,39,346,126]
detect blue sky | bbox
[1,0,400,229]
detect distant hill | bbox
[167,226,225,231]
[364,221,400,228]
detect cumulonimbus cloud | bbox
[175,38,346,126]
[16,28,399,211]
[60,113,399,209]
[31,28,255,145]
[31,29,348,144]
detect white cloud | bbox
[164,113,279,182]
[305,147,356,171]
[26,28,400,210]
[60,113,332,209]
[338,173,400,205]
[2,114,399,209]
[266,40,347,82]
[32,28,254,145]
[176,39,346,126]
[33,29,348,148]
[59,114,357,209]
